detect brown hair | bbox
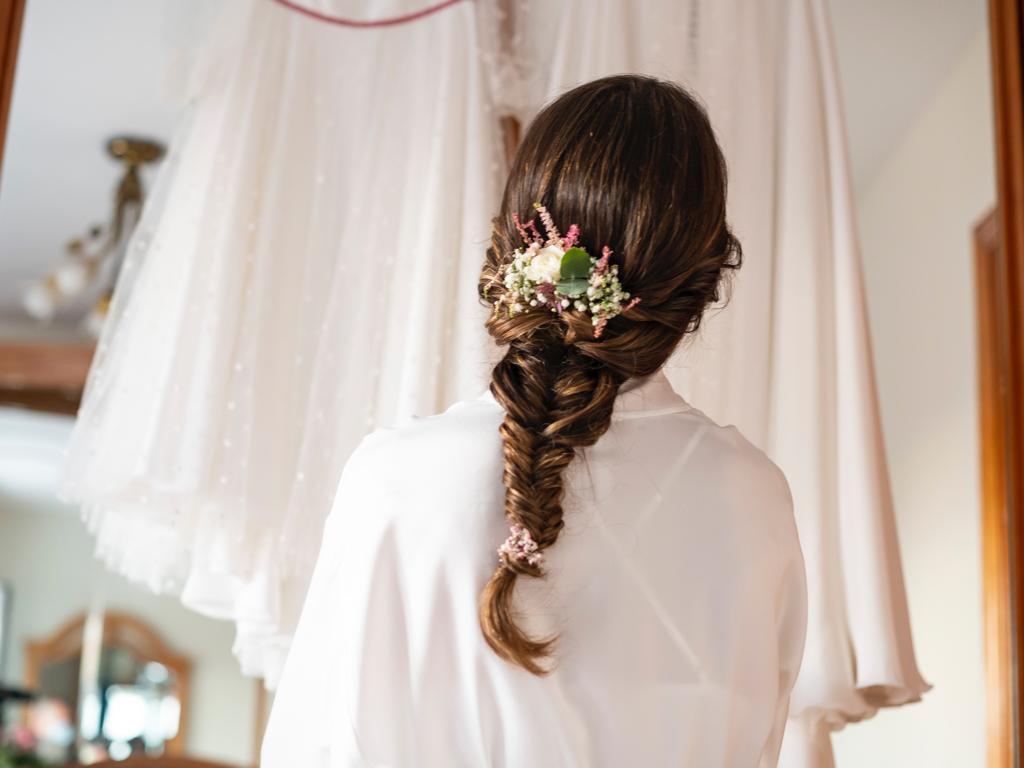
[477,75,741,674]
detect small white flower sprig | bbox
[493,202,641,338]
[498,523,543,568]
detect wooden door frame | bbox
[977,210,1014,768]
[981,0,1024,766]
[0,0,25,178]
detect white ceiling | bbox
[0,0,990,328]
[828,0,988,193]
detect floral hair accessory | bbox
[493,202,641,338]
[498,523,543,568]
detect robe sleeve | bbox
[755,469,809,768]
[260,434,383,767]
[761,543,810,767]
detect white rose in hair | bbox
[523,246,564,284]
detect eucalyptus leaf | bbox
[556,277,589,298]
[560,247,591,280]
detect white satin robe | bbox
[262,369,807,767]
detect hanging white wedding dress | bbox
[513,0,928,764]
[61,0,510,686]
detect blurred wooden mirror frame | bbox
[24,611,192,756]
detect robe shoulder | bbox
[330,397,507,570]
[352,396,505,487]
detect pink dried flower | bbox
[532,202,561,245]
[535,282,556,298]
[525,219,543,243]
[511,212,531,243]
[563,224,580,248]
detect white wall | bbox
[828,0,985,195]
[831,29,993,768]
[0,491,255,765]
